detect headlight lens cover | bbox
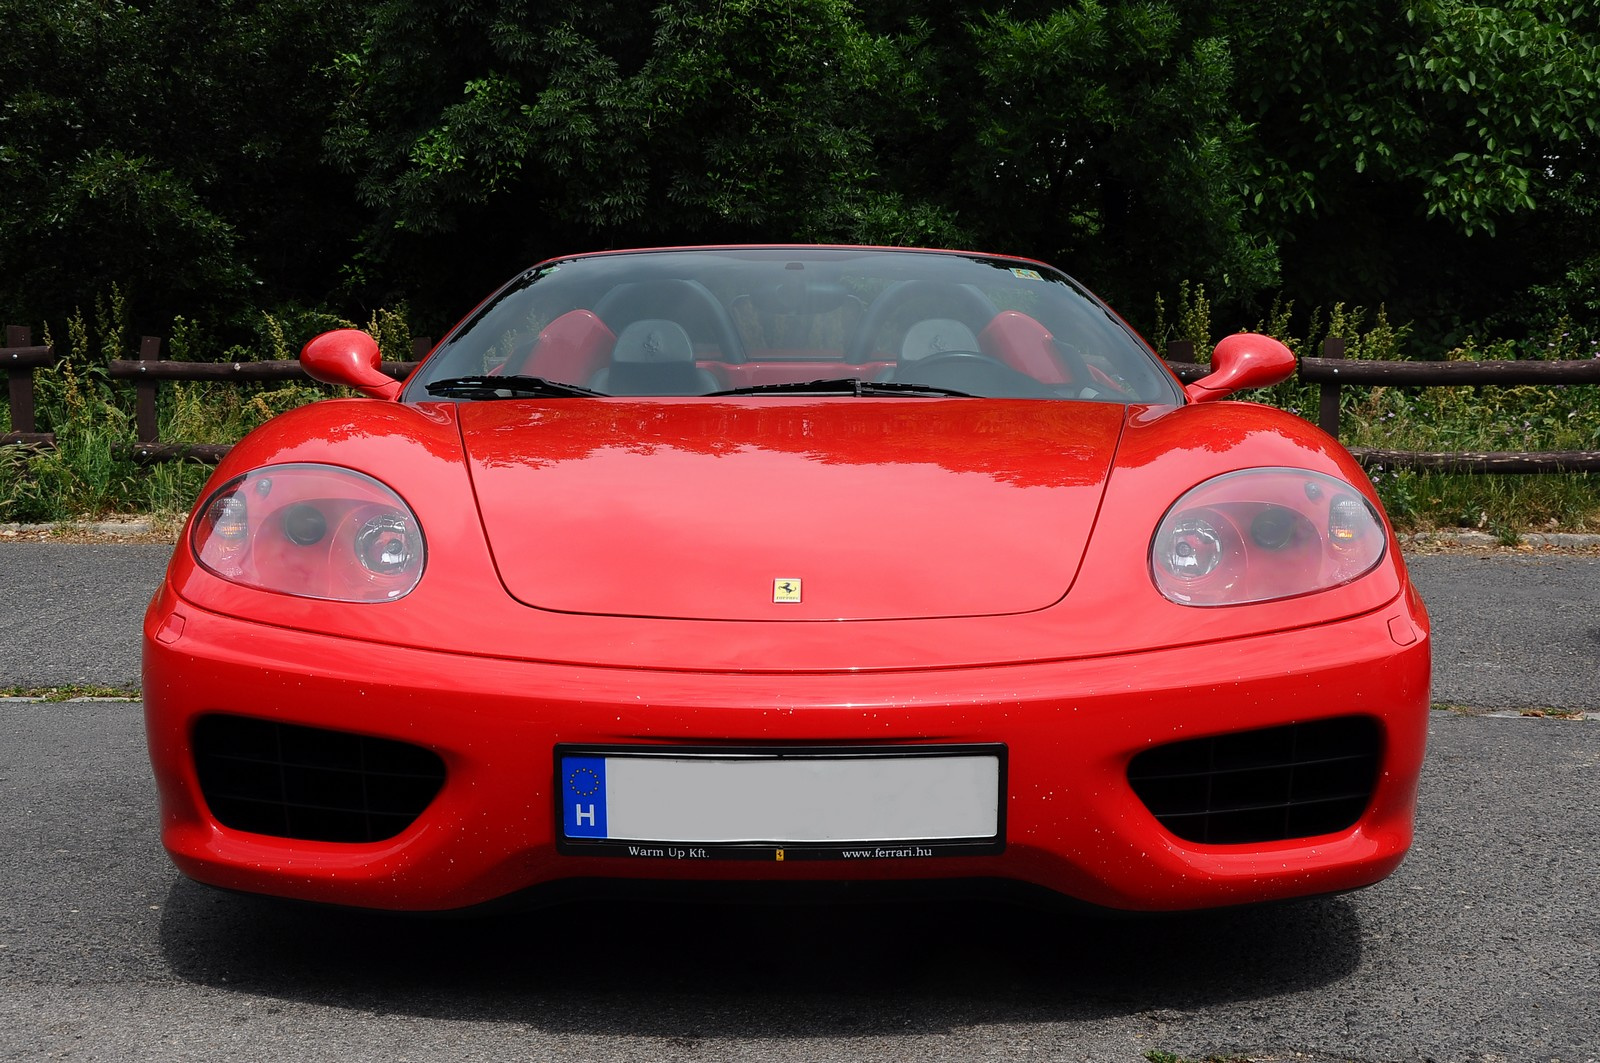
[192,464,425,602]
[1151,468,1385,606]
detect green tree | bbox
[0,0,363,334]
[323,0,951,318]
[922,1,1280,310]
[325,0,1291,321]
[1216,0,1600,339]
[5,0,1596,351]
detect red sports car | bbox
[143,246,1430,913]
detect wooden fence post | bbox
[1317,335,1345,438]
[6,325,37,434]
[135,336,162,445]
[1162,339,1212,382]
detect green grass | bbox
[3,292,1597,533]
[0,685,140,702]
[1,294,367,523]
[1193,293,1600,536]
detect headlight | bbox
[192,464,425,602]
[1151,468,1385,606]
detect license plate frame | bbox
[554,744,1006,861]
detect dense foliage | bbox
[0,0,362,330]
[1217,0,1600,340]
[1,0,1596,348]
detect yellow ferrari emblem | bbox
[773,578,802,603]
[775,848,785,861]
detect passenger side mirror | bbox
[301,329,403,400]
[1184,333,1296,403]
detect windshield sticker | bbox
[1010,268,1044,281]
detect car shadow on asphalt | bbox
[156,878,1361,1034]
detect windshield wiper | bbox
[424,375,606,399]
[708,377,975,398]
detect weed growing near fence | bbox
[1340,330,1599,535]
[5,298,145,518]
[0,292,385,522]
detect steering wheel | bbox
[892,349,1066,398]
[845,281,999,363]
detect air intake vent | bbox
[194,715,446,843]
[1127,717,1381,845]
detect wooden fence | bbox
[2,325,57,450]
[5,325,1600,472]
[0,327,426,461]
[108,335,428,464]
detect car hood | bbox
[458,399,1127,621]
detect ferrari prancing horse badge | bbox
[773,578,802,604]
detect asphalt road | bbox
[0,543,1597,1062]
[0,542,175,689]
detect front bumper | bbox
[143,583,1430,913]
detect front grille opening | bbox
[193,714,446,843]
[1127,716,1381,845]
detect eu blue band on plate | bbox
[562,756,608,838]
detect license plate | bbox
[556,745,1004,860]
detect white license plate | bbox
[558,747,1003,858]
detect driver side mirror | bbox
[301,329,403,400]
[1184,333,1296,403]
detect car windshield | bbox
[405,247,1182,404]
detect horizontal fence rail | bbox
[106,338,423,463]
[3,326,1596,472]
[106,359,421,380]
[1348,449,1600,474]
[1298,357,1600,386]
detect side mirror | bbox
[301,329,403,400]
[1184,333,1296,403]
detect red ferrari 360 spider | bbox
[143,246,1429,912]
